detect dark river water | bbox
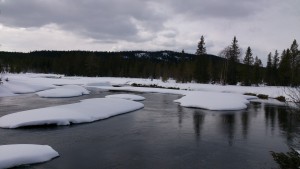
[0,88,300,169]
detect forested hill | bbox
[0,50,269,85]
[0,50,234,83]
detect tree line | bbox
[0,37,299,86]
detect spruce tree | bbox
[227,36,241,85]
[196,35,206,55]
[243,47,254,65]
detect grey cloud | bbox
[0,0,167,40]
[160,30,177,38]
[165,0,267,19]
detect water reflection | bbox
[177,105,183,128]
[241,111,249,139]
[277,108,300,146]
[265,106,277,133]
[220,113,236,146]
[193,111,205,140]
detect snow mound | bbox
[0,144,59,169]
[37,85,90,98]
[105,94,145,101]
[2,80,54,94]
[174,91,251,111]
[0,98,144,128]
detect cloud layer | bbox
[0,0,299,65]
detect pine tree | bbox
[196,35,206,55]
[266,52,273,85]
[242,46,254,85]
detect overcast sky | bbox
[0,0,299,65]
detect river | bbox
[0,88,299,169]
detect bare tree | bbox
[219,46,231,85]
[286,87,300,110]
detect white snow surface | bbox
[105,94,145,101]
[0,98,144,128]
[0,144,59,169]
[37,85,90,98]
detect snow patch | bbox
[37,85,90,98]
[0,144,59,169]
[0,98,144,128]
[174,91,251,111]
[105,94,145,101]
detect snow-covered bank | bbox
[0,73,291,110]
[0,98,144,128]
[0,144,59,169]
[37,85,90,98]
[3,73,287,98]
[105,94,145,101]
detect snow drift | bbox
[0,98,144,128]
[37,85,90,98]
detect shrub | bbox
[275,96,286,102]
[257,94,269,99]
[244,93,257,96]
[271,148,300,169]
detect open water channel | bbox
[0,88,299,169]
